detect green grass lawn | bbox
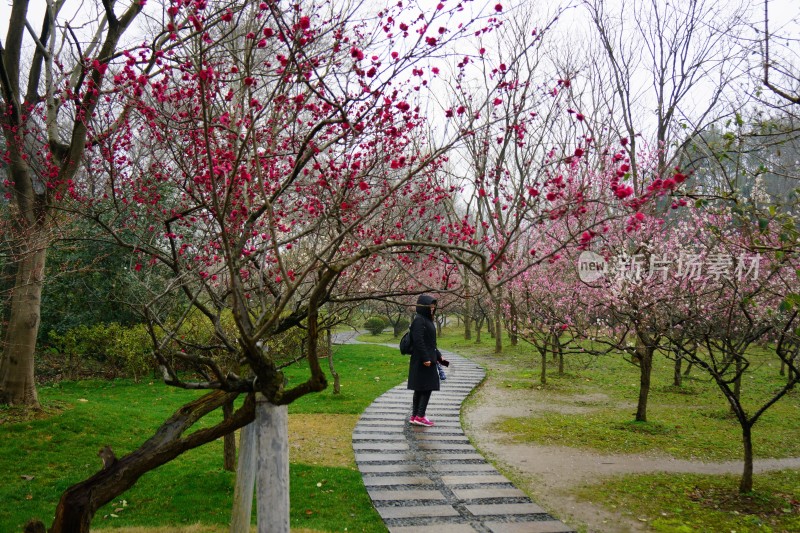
[574,470,800,532]
[434,331,800,461]
[0,343,405,532]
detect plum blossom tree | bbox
[1,0,152,408]
[508,258,590,385]
[504,140,702,421]
[506,145,681,401]
[442,3,608,353]
[36,0,521,530]
[659,210,800,493]
[534,0,750,416]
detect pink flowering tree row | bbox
[505,193,799,493]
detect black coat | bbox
[407,295,440,392]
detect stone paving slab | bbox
[362,475,435,486]
[376,504,460,520]
[353,433,406,441]
[410,425,465,432]
[351,347,576,532]
[466,502,548,515]
[357,421,406,429]
[411,421,463,428]
[355,452,418,462]
[485,521,577,533]
[353,442,410,451]
[358,463,423,474]
[427,453,487,461]
[441,474,511,485]
[414,434,470,442]
[417,442,477,451]
[368,489,447,501]
[389,524,478,533]
[432,463,500,473]
[452,487,529,500]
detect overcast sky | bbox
[3,0,798,58]
[3,0,798,42]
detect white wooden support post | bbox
[256,398,290,533]
[230,421,258,533]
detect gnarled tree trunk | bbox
[48,391,255,533]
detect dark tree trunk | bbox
[0,246,46,408]
[223,400,236,471]
[635,343,654,422]
[739,423,754,493]
[326,330,340,394]
[539,344,547,385]
[550,327,559,362]
[493,293,503,354]
[731,357,743,415]
[673,356,683,387]
[0,0,145,411]
[48,391,255,533]
[508,300,518,346]
[0,258,15,340]
[463,273,472,340]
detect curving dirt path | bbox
[461,368,800,533]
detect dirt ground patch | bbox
[288,413,359,468]
[461,357,800,533]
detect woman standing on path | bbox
[408,294,446,427]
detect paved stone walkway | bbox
[352,347,576,533]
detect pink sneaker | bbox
[409,416,423,425]
[416,417,434,427]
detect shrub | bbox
[42,310,330,382]
[395,317,410,336]
[113,323,156,381]
[47,323,154,381]
[363,316,387,335]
